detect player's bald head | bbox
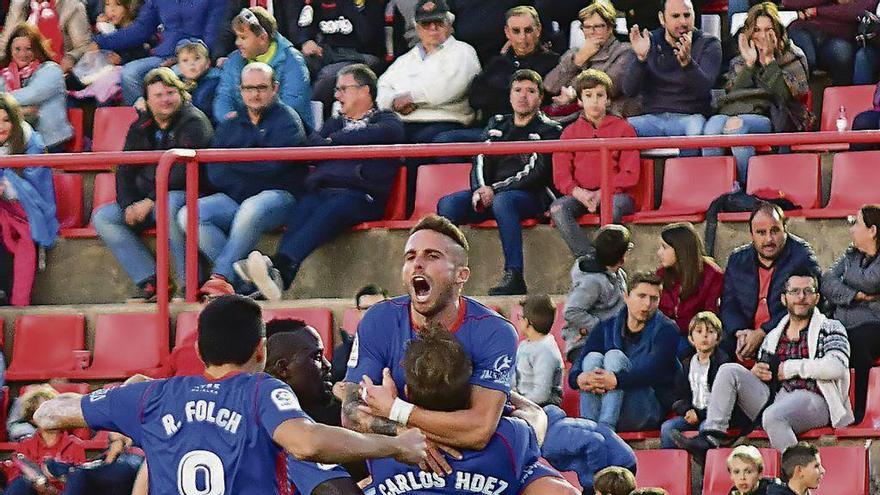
[198,295,265,366]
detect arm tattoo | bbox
[340,383,399,436]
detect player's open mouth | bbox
[412,276,432,302]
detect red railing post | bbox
[185,159,200,302]
[156,149,196,344]
[599,146,612,226]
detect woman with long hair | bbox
[702,2,809,185]
[0,93,57,306]
[0,23,73,152]
[656,222,725,354]
[821,205,880,424]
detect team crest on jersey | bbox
[348,334,360,367]
[89,389,109,402]
[479,355,513,385]
[271,388,301,411]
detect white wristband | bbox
[388,397,415,426]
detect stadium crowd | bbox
[0,0,874,492]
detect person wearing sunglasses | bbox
[821,205,880,425]
[673,267,853,459]
[214,6,314,131]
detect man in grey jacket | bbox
[561,225,630,362]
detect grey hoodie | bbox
[562,254,627,361]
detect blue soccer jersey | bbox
[82,372,310,495]
[287,456,351,495]
[345,296,518,395]
[366,417,559,495]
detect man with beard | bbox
[673,270,853,460]
[568,272,682,432]
[265,319,368,493]
[341,215,523,477]
[720,202,821,360]
[622,0,720,151]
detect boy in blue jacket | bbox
[569,272,682,432]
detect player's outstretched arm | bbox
[508,392,549,447]
[338,381,403,436]
[273,417,427,465]
[33,393,88,430]
[406,386,507,450]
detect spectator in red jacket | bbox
[5,385,86,495]
[551,68,639,259]
[655,222,724,356]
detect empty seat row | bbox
[3,308,334,381]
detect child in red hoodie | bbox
[550,69,640,259]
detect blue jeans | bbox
[702,113,773,184]
[854,46,880,85]
[437,189,545,272]
[627,113,706,157]
[93,191,187,287]
[276,188,384,284]
[121,56,165,105]
[788,27,855,86]
[177,191,296,284]
[579,350,663,431]
[660,415,701,449]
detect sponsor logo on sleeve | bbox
[271,388,301,412]
[347,333,360,368]
[89,389,108,402]
[479,354,513,385]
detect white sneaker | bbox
[245,251,284,301]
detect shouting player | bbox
[33,295,426,494]
[365,323,578,495]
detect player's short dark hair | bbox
[265,318,309,339]
[403,323,472,411]
[519,294,555,334]
[630,489,669,495]
[511,69,544,95]
[780,442,819,482]
[355,284,387,309]
[593,466,636,495]
[594,224,632,267]
[628,271,663,293]
[198,295,265,366]
[748,201,787,233]
[410,214,469,259]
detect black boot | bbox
[488,269,527,296]
[669,429,732,465]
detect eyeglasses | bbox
[237,8,266,35]
[581,23,609,32]
[784,287,818,297]
[334,84,364,93]
[241,84,272,93]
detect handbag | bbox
[754,68,816,132]
[857,10,880,47]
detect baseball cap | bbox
[414,0,450,23]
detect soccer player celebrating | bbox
[367,323,578,494]
[340,215,518,469]
[33,295,426,494]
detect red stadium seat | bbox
[53,172,84,230]
[93,106,138,152]
[571,159,656,225]
[703,448,780,495]
[0,387,9,442]
[634,449,692,495]
[262,307,334,359]
[60,172,116,238]
[632,157,736,223]
[561,364,579,417]
[382,163,470,229]
[352,167,407,229]
[341,308,361,336]
[6,314,86,381]
[836,367,880,437]
[717,154,821,221]
[65,108,84,153]
[69,312,168,379]
[803,151,880,218]
[175,311,200,347]
[793,85,874,152]
[814,446,868,495]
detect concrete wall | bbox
[32,217,854,304]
